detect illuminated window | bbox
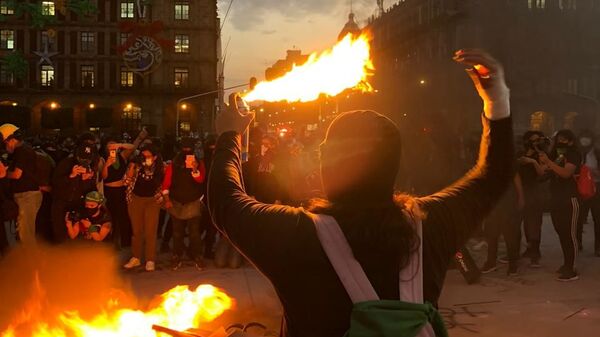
[41,65,55,87]
[175,2,190,20]
[42,1,55,15]
[175,34,189,53]
[120,1,135,18]
[119,32,131,45]
[180,122,191,132]
[0,64,14,85]
[80,32,95,52]
[0,0,14,15]
[120,67,134,87]
[0,30,14,49]
[528,0,545,8]
[81,65,95,88]
[174,68,189,88]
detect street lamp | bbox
[89,103,96,109]
[50,101,58,109]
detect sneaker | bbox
[556,270,579,282]
[507,264,518,276]
[171,256,183,271]
[123,257,141,269]
[497,256,509,264]
[529,258,541,268]
[481,263,498,274]
[145,261,155,272]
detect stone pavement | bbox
[129,215,600,336]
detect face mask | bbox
[86,206,99,217]
[580,138,592,147]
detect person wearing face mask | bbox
[161,138,207,270]
[51,143,99,243]
[123,144,164,272]
[65,191,111,242]
[539,130,582,281]
[576,130,600,256]
[517,131,549,267]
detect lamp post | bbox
[175,83,248,138]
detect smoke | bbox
[0,243,135,333]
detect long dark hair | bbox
[307,193,420,273]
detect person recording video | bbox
[65,191,111,241]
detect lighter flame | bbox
[243,33,374,103]
[2,283,233,337]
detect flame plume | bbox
[243,33,374,103]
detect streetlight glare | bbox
[89,103,96,109]
[181,103,188,110]
[50,102,58,109]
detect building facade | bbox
[367,0,600,137]
[0,0,218,136]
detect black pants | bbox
[172,216,202,260]
[104,186,132,248]
[35,191,54,243]
[199,203,216,258]
[551,197,579,271]
[523,200,544,259]
[577,183,600,251]
[484,206,522,266]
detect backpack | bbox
[576,165,596,200]
[312,212,448,337]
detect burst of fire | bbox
[2,278,233,337]
[243,33,374,103]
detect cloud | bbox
[220,0,340,30]
[261,29,277,35]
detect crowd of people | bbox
[481,128,600,281]
[0,122,325,272]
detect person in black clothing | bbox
[518,131,549,266]
[199,136,218,259]
[576,130,600,255]
[1,124,43,245]
[209,50,513,337]
[539,129,582,281]
[162,137,207,270]
[65,191,112,242]
[51,143,99,243]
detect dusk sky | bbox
[217,0,387,89]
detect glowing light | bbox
[89,103,96,109]
[125,103,133,110]
[12,102,17,106]
[2,283,233,337]
[419,79,426,85]
[243,33,374,103]
[49,102,58,109]
[180,103,188,110]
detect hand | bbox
[138,127,149,140]
[216,93,255,135]
[538,152,551,165]
[453,49,510,120]
[164,200,173,209]
[70,165,85,178]
[105,155,117,167]
[518,156,535,165]
[0,162,6,178]
[80,219,91,228]
[81,172,94,181]
[64,213,72,225]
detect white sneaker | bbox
[124,257,141,269]
[145,261,155,272]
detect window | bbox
[0,64,14,85]
[80,32,95,52]
[559,0,577,9]
[120,67,134,87]
[567,79,578,94]
[41,65,55,87]
[81,65,95,88]
[528,0,545,8]
[174,34,189,53]
[0,30,14,49]
[174,68,189,88]
[42,1,55,16]
[41,30,55,50]
[0,0,14,15]
[119,32,132,46]
[175,2,190,20]
[120,1,135,18]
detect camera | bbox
[67,210,83,223]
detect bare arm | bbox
[90,223,111,241]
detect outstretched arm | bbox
[419,50,514,254]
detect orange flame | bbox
[2,283,233,337]
[243,33,374,103]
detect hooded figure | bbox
[209,50,514,337]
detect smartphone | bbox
[185,155,194,169]
[109,150,117,158]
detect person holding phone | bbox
[65,191,111,242]
[101,129,147,248]
[539,130,582,281]
[161,137,206,270]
